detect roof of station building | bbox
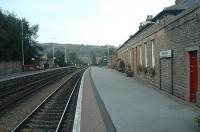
[118,0,199,50]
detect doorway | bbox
[160,58,173,94]
[189,51,198,102]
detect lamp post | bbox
[107,44,110,57]
[52,38,57,63]
[21,21,25,71]
[53,43,54,63]
[65,44,67,64]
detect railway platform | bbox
[73,68,107,132]
[0,67,73,82]
[75,66,199,132]
[0,66,76,92]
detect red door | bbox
[189,51,198,102]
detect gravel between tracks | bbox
[0,73,75,131]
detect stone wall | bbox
[117,2,200,104]
[0,66,76,90]
[165,6,200,100]
[108,54,117,68]
[0,61,22,75]
[160,58,172,94]
[175,0,185,4]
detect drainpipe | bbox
[159,58,162,90]
[171,52,174,95]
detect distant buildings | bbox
[117,0,200,106]
[107,54,117,68]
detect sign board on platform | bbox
[160,50,172,58]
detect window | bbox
[140,45,142,65]
[135,47,137,66]
[145,43,148,67]
[129,51,132,64]
[151,40,155,67]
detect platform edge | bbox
[89,67,117,132]
[72,68,87,132]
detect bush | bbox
[117,59,125,72]
[125,64,133,77]
[195,114,200,128]
[142,66,148,74]
[137,65,142,73]
[148,67,156,77]
[137,65,147,74]
[125,64,131,72]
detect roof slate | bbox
[118,0,200,50]
[164,0,199,11]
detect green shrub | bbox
[148,67,156,77]
[195,114,200,128]
[142,66,148,74]
[137,65,142,73]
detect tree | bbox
[99,56,107,66]
[69,52,77,65]
[91,52,96,65]
[0,9,42,63]
[68,52,85,66]
[21,19,42,64]
[54,50,66,67]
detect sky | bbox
[0,0,175,46]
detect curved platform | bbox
[74,66,199,132]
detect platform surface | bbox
[0,67,72,82]
[90,66,199,132]
[80,68,107,132]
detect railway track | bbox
[11,70,83,132]
[0,69,76,111]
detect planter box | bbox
[126,71,133,77]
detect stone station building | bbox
[117,0,200,106]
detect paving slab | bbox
[90,66,199,132]
[79,68,107,132]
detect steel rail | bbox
[0,66,76,95]
[55,75,81,132]
[11,71,83,132]
[0,70,71,111]
[0,71,65,98]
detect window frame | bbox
[139,45,143,65]
[151,40,155,68]
[145,42,148,67]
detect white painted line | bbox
[72,68,87,132]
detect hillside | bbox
[38,43,117,64]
